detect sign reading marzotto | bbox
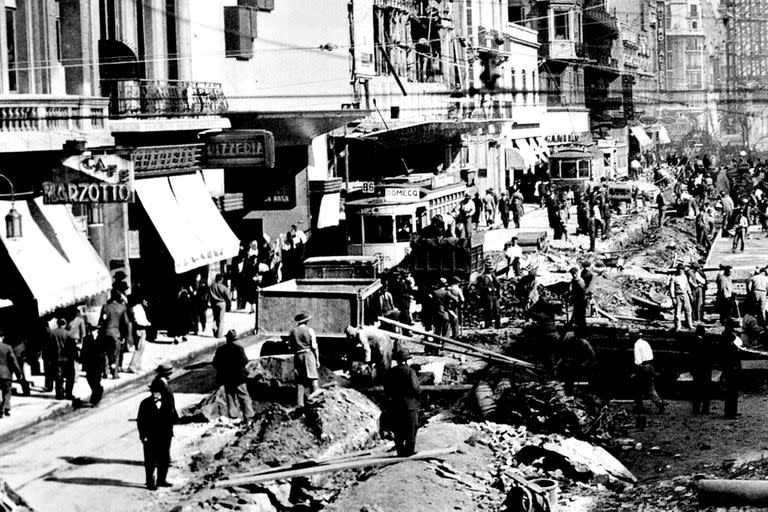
[205,129,275,168]
[44,153,134,204]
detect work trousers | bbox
[691,287,705,322]
[482,298,501,329]
[691,372,711,414]
[633,363,664,412]
[104,334,123,378]
[603,213,612,238]
[44,358,56,390]
[500,211,509,229]
[513,212,521,229]
[86,372,103,406]
[722,211,732,234]
[211,302,226,338]
[128,329,147,373]
[462,219,473,241]
[0,378,11,412]
[754,291,768,325]
[143,436,172,485]
[658,206,665,227]
[55,360,76,399]
[570,301,587,332]
[718,295,738,324]
[733,228,746,252]
[222,382,254,420]
[673,293,693,330]
[723,369,741,418]
[390,406,419,457]
[449,312,461,339]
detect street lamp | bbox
[0,173,21,239]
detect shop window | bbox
[364,216,393,243]
[6,7,16,91]
[348,214,362,244]
[396,215,412,242]
[561,161,577,179]
[578,160,590,178]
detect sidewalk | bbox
[0,310,255,444]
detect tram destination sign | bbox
[384,187,420,202]
[204,129,275,168]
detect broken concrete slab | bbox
[517,437,636,484]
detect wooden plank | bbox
[215,445,459,488]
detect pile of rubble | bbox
[175,388,381,511]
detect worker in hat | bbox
[137,373,179,490]
[384,346,421,457]
[475,264,501,329]
[569,267,588,333]
[716,265,737,325]
[687,262,707,323]
[669,263,693,331]
[632,337,665,414]
[457,193,476,240]
[505,237,523,278]
[288,313,321,407]
[732,207,749,253]
[345,325,395,383]
[447,276,465,338]
[212,329,254,421]
[721,320,746,418]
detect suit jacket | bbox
[0,342,20,380]
[213,342,249,385]
[49,327,79,362]
[99,300,131,341]
[137,395,178,441]
[384,363,421,411]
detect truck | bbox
[407,233,484,285]
[255,278,385,357]
[303,256,381,279]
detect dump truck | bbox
[255,278,384,357]
[407,232,484,286]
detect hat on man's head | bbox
[295,312,312,324]
[676,263,685,270]
[156,362,173,376]
[393,346,411,362]
[225,329,237,342]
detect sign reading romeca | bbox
[43,152,135,204]
[204,129,275,168]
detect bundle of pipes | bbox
[377,317,539,370]
[215,445,459,488]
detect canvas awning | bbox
[527,137,549,162]
[0,198,112,315]
[630,126,653,148]
[316,192,341,229]
[514,139,538,170]
[134,172,240,274]
[536,136,551,157]
[505,148,526,170]
[646,124,672,144]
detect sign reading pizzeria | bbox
[43,152,135,204]
[204,129,275,168]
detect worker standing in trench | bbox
[345,325,394,383]
[669,263,694,331]
[384,347,421,457]
[632,335,665,414]
[289,313,322,407]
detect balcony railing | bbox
[540,41,585,60]
[0,95,109,132]
[583,2,619,34]
[101,79,228,118]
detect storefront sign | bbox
[384,188,420,201]
[431,173,457,189]
[44,153,134,204]
[352,0,375,77]
[545,133,590,144]
[204,130,275,168]
[132,145,202,176]
[657,1,667,89]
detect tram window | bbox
[396,215,413,242]
[578,160,590,178]
[561,161,577,179]
[348,214,362,244]
[364,216,394,243]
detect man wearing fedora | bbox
[137,367,178,490]
[288,313,321,407]
[213,329,254,421]
[669,263,693,331]
[384,347,421,456]
[475,264,501,329]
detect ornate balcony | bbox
[101,79,228,118]
[540,41,585,61]
[0,95,112,152]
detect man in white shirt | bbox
[669,264,693,330]
[633,337,665,413]
[505,237,524,277]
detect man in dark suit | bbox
[208,274,231,338]
[137,377,178,490]
[50,318,79,400]
[0,331,21,416]
[98,289,132,378]
[212,329,253,420]
[384,347,421,456]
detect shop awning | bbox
[134,173,239,274]
[505,148,526,170]
[527,137,549,162]
[0,198,112,315]
[646,124,672,144]
[514,139,538,170]
[630,126,653,148]
[227,110,371,146]
[536,136,551,157]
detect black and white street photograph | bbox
[3,0,768,510]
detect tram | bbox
[548,144,607,195]
[345,173,467,269]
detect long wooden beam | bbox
[215,445,459,488]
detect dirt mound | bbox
[624,217,704,269]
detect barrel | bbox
[475,381,496,418]
[531,478,559,507]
